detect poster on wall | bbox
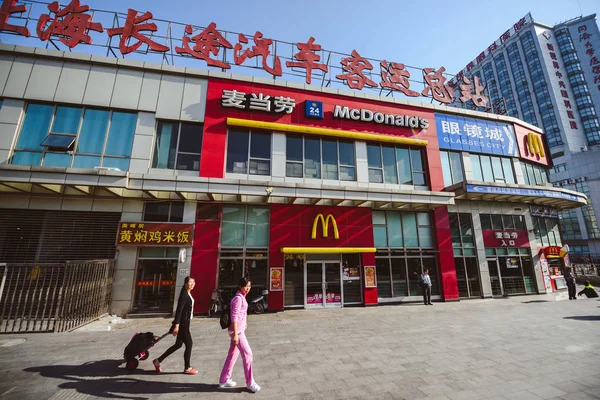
[544,276,553,292]
[506,258,519,268]
[540,259,549,274]
[343,265,361,280]
[269,267,284,292]
[365,266,377,288]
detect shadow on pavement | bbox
[24,359,240,399]
[521,300,551,304]
[563,315,600,321]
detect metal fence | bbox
[568,253,600,277]
[0,260,114,333]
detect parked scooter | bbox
[248,290,268,314]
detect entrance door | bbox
[305,262,342,307]
[487,258,503,296]
[133,259,178,312]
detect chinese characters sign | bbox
[0,0,481,107]
[436,114,517,156]
[576,24,600,93]
[482,230,530,248]
[116,222,193,246]
[466,184,581,202]
[221,90,296,114]
[529,205,558,218]
[452,13,532,83]
[544,37,579,130]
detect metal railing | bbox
[0,260,114,333]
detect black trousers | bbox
[567,281,576,299]
[158,320,193,369]
[423,285,431,304]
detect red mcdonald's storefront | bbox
[189,77,459,313]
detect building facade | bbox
[451,13,600,255]
[0,45,586,316]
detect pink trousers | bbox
[219,331,253,386]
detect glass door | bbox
[133,259,178,312]
[306,262,324,307]
[487,258,503,296]
[324,262,342,306]
[305,262,342,308]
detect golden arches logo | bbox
[311,214,339,240]
[527,133,545,157]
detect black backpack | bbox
[220,294,242,329]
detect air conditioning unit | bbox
[568,178,576,184]
[581,146,588,152]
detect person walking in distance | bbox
[219,277,261,393]
[565,267,577,300]
[421,269,433,305]
[153,276,198,374]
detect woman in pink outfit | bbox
[218,277,261,393]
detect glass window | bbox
[322,139,338,180]
[367,144,381,168]
[374,226,388,247]
[304,138,321,179]
[480,214,492,230]
[449,151,464,184]
[226,129,250,174]
[396,148,411,185]
[382,146,398,184]
[402,212,418,247]
[221,206,246,247]
[246,206,269,247]
[502,215,515,230]
[491,215,503,230]
[470,154,483,181]
[285,135,303,178]
[16,104,54,151]
[177,123,203,170]
[411,149,426,186]
[440,151,452,187]
[51,106,81,134]
[248,132,271,175]
[372,211,386,225]
[196,204,219,220]
[387,212,403,247]
[502,158,515,184]
[153,122,203,171]
[480,155,494,182]
[143,201,184,222]
[339,141,356,181]
[105,111,136,156]
[43,152,72,167]
[514,215,525,231]
[417,212,433,248]
[491,156,505,182]
[78,109,109,154]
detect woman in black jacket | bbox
[153,276,197,374]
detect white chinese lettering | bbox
[508,240,515,246]
[485,127,504,141]
[503,232,510,239]
[501,240,508,247]
[273,96,296,114]
[464,123,483,138]
[249,93,272,112]
[222,90,247,109]
[510,232,518,239]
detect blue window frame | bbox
[12,103,137,170]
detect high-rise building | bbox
[451,13,600,254]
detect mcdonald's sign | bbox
[311,214,339,239]
[526,132,545,158]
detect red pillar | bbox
[434,206,459,301]
[190,218,220,313]
[362,252,378,305]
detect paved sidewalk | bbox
[0,292,599,400]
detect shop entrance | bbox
[133,248,179,313]
[487,258,504,296]
[305,262,342,307]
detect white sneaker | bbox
[247,382,261,393]
[218,379,237,388]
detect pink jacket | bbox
[229,290,248,332]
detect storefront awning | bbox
[447,181,587,211]
[0,165,455,209]
[281,247,377,254]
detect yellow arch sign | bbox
[311,214,339,240]
[527,132,545,157]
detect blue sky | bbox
[1,0,598,98]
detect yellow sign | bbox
[311,214,339,240]
[527,132,545,157]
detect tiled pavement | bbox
[0,291,599,400]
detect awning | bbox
[0,165,455,210]
[447,181,587,210]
